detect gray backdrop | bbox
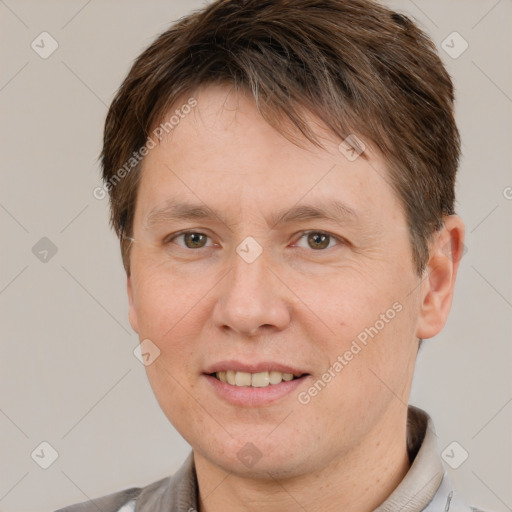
[1,1,511,511]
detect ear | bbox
[127,275,139,334]
[416,215,465,340]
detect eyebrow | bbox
[144,198,359,230]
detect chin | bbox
[200,433,314,479]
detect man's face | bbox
[127,84,423,477]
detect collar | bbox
[374,405,445,511]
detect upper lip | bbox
[203,360,309,376]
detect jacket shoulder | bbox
[54,487,139,512]
[54,475,171,512]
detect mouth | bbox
[208,370,308,387]
[202,361,310,406]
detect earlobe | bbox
[416,215,465,340]
[127,275,139,333]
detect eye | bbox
[294,231,344,251]
[165,231,213,249]
[163,230,345,252]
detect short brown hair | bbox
[100,0,460,277]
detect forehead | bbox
[136,84,403,228]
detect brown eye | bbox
[294,231,343,252]
[166,231,212,249]
[307,232,331,250]
[182,232,208,248]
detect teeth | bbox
[269,370,283,385]
[235,371,251,386]
[226,370,236,385]
[251,371,270,387]
[215,370,298,387]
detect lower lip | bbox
[203,374,309,407]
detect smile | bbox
[211,370,304,387]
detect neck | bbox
[194,405,411,512]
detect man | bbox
[57,0,485,510]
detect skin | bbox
[126,83,465,512]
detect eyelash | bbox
[163,230,346,252]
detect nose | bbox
[211,244,292,337]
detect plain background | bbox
[0,1,511,511]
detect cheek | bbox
[292,265,401,337]
[132,262,200,335]
[133,271,204,430]
[130,273,204,415]
[301,267,418,408]
[302,306,417,448]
